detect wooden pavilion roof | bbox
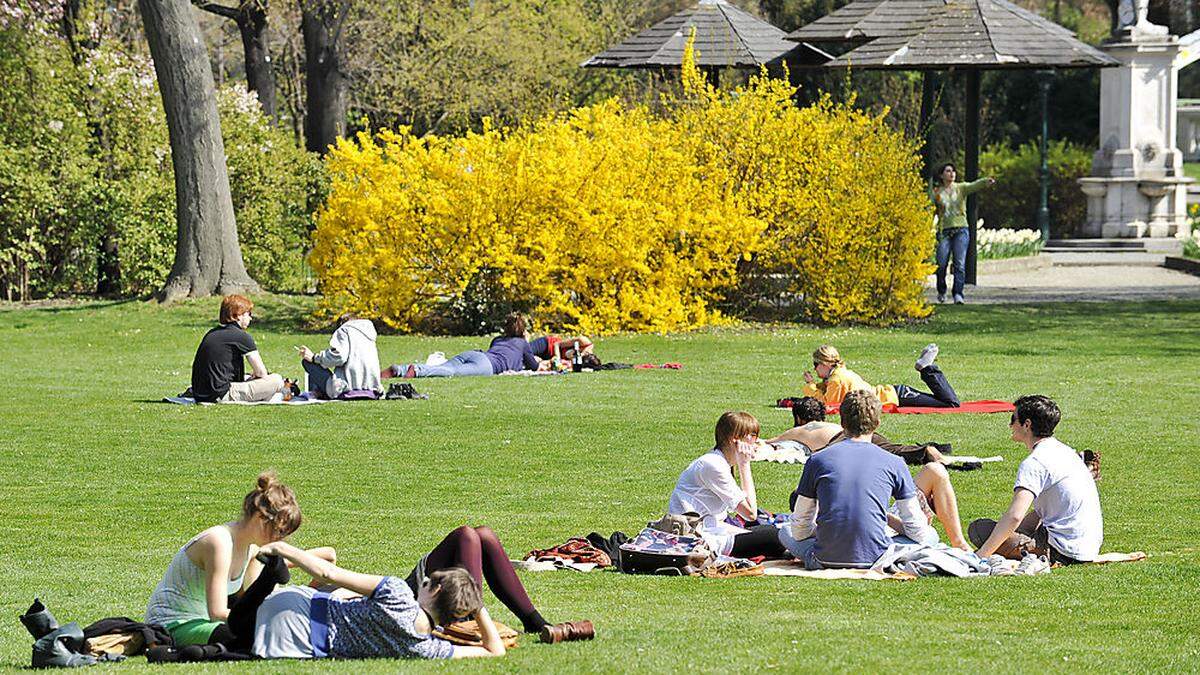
[583,0,830,69]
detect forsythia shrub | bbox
[312,40,933,331]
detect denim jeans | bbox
[935,227,969,298]
[893,364,961,408]
[302,359,333,398]
[409,350,494,378]
[777,527,919,570]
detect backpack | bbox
[617,527,713,576]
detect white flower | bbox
[47,120,63,132]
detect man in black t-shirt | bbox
[190,295,284,403]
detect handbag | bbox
[617,527,713,575]
[433,620,520,649]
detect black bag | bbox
[617,547,710,576]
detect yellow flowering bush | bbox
[311,42,933,332]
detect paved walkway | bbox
[926,265,1200,304]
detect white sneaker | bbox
[953,294,965,305]
[986,554,1014,576]
[915,343,939,371]
[937,293,946,304]
[425,351,447,366]
[1014,554,1050,575]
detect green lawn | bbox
[1,296,1198,672]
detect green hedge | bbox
[978,140,1091,238]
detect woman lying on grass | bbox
[802,343,962,409]
[384,312,540,378]
[249,526,594,660]
[668,412,786,559]
[144,472,335,650]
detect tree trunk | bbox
[237,1,277,120]
[139,0,259,302]
[301,0,347,154]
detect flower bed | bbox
[977,227,1043,260]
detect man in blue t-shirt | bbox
[779,390,939,569]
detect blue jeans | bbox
[935,227,969,298]
[778,527,918,570]
[403,350,494,378]
[302,359,333,398]
[893,364,960,408]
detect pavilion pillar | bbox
[965,69,980,285]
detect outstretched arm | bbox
[259,541,383,597]
[976,488,1035,557]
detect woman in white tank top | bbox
[144,472,331,648]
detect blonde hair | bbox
[812,345,843,367]
[715,411,760,449]
[840,390,882,437]
[242,471,302,540]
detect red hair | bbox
[220,295,254,324]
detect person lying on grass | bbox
[248,526,594,660]
[770,397,970,550]
[145,472,336,650]
[384,312,540,379]
[530,334,599,370]
[802,343,962,409]
[779,390,940,569]
[971,395,1103,564]
[296,315,383,399]
[668,411,787,559]
[190,295,286,403]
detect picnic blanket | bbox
[162,393,337,406]
[751,442,1002,468]
[777,398,1015,415]
[761,549,1146,581]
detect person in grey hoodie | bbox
[297,318,383,399]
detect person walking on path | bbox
[931,163,995,304]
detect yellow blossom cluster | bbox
[310,44,933,332]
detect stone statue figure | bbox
[1117,0,1169,37]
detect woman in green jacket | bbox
[931,163,994,304]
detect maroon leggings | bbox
[405,526,547,633]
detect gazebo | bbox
[583,0,829,82]
[788,0,1117,282]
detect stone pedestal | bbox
[1080,30,1194,237]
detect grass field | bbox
[2,296,1199,672]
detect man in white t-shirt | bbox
[971,395,1103,564]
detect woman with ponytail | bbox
[145,472,334,650]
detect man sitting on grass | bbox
[190,295,285,403]
[971,395,1103,564]
[770,397,969,550]
[779,390,939,569]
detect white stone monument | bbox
[1079,0,1193,238]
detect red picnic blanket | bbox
[777,398,1015,415]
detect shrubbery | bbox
[979,140,1091,237]
[0,20,323,300]
[311,47,933,332]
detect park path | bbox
[926,265,1200,304]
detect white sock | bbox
[915,343,938,371]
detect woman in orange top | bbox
[801,344,960,409]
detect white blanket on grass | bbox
[162,394,338,406]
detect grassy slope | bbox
[1,296,1198,672]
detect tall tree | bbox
[194,0,277,119]
[138,0,259,301]
[301,0,348,153]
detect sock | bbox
[915,343,939,371]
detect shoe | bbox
[539,620,595,644]
[986,554,1014,576]
[1015,554,1051,575]
[937,294,946,304]
[953,294,965,304]
[20,598,58,640]
[915,343,939,371]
